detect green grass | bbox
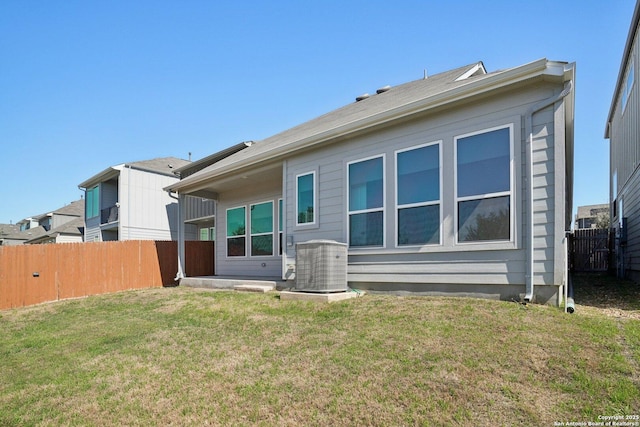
[0,286,639,426]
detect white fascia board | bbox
[78,165,123,189]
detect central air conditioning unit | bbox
[295,240,348,292]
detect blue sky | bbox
[0,0,635,224]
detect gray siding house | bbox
[168,59,575,305]
[9,200,85,245]
[606,0,640,281]
[172,143,250,243]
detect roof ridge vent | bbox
[376,85,391,94]
[355,93,370,102]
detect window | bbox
[226,207,246,257]
[296,172,315,225]
[622,60,634,112]
[199,226,215,241]
[396,142,441,246]
[250,201,273,256]
[456,126,512,242]
[199,228,209,240]
[85,185,100,219]
[348,155,384,247]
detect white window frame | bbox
[454,124,514,245]
[226,205,247,258]
[394,141,443,248]
[347,154,386,248]
[278,198,283,255]
[295,171,317,227]
[250,200,274,257]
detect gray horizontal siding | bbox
[610,28,640,281]
[184,195,215,221]
[84,216,101,242]
[215,180,282,278]
[122,226,175,241]
[618,167,640,279]
[282,81,567,293]
[610,32,640,194]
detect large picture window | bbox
[226,207,246,257]
[296,172,315,225]
[348,156,384,247]
[456,126,512,242]
[250,201,273,256]
[85,185,100,219]
[396,142,441,246]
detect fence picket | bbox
[0,240,214,310]
[569,229,613,272]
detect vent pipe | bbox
[355,93,370,102]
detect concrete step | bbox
[233,284,275,293]
[179,276,280,291]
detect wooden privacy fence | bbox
[0,240,214,310]
[569,229,613,273]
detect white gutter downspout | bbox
[168,191,185,281]
[524,79,573,302]
[127,164,132,240]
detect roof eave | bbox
[173,142,251,176]
[78,165,122,189]
[170,58,559,193]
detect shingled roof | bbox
[25,217,84,244]
[169,58,571,193]
[80,156,190,188]
[31,199,84,220]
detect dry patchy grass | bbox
[0,285,638,426]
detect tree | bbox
[594,212,611,230]
[463,209,510,241]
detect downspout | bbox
[563,231,574,313]
[127,164,132,240]
[168,190,185,281]
[524,79,573,302]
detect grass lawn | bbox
[1,278,639,426]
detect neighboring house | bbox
[25,217,85,244]
[574,204,610,230]
[606,0,640,280]
[168,58,575,305]
[79,157,190,242]
[6,200,85,245]
[0,223,23,246]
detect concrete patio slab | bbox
[279,290,364,302]
[180,276,284,290]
